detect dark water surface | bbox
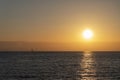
[0,52,120,80]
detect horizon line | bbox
[0,50,120,52]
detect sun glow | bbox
[82,29,93,40]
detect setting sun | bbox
[82,29,93,40]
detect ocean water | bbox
[0,52,120,80]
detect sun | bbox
[82,29,93,40]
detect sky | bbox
[0,0,120,51]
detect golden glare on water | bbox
[82,29,94,40]
[79,52,96,80]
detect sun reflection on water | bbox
[77,52,96,80]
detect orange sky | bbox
[0,0,120,51]
[0,41,120,51]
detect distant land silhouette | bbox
[0,41,120,51]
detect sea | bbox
[0,51,120,80]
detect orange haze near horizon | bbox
[0,0,120,51]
